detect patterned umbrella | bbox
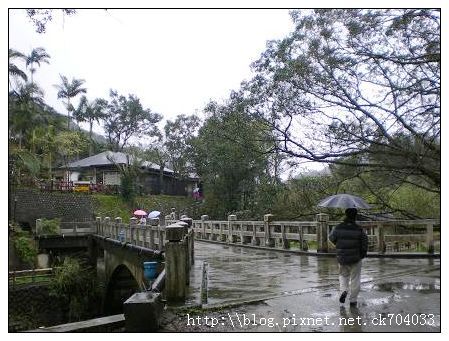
[317,194,371,209]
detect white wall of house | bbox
[69,171,80,182]
[103,171,121,185]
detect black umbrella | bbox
[317,193,371,209]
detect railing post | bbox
[115,217,122,241]
[157,225,164,251]
[201,215,208,239]
[219,222,225,242]
[141,226,148,248]
[264,214,275,247]
[135,225,141,246]
[96,217,102,235]
[149,225,156,249]
[190,228,195,265]
[376,224,385,254]
[130,217,137,244]
[227,215,237,243]
[426,222,435,254]
[251,222,259,246]
[281,224,289,249]
[165,223,188,303]
[200,261,208,305]
[299,225,305,251]
[104,217,111,237]
[316,213,329,253]
[35,219,42,235]
[179,217,194,267]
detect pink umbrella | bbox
[133,209,147,217]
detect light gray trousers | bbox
[339,260,362,303]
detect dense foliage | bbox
[9,9,440,221]
[39,218,61,235]
[13,231,38,266]
[49,257,101,322]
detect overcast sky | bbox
[9,9,294,130]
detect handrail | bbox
[9,268,55,288]
[191,216,440,255]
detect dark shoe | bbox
[350,301,357,307]
[339,291,347,303]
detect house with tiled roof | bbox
[59,151,198,196]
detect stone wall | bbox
[8,284,66,331]
[11,189,94,229]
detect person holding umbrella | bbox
[134,209,147,225]
[319,194,369,307]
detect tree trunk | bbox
[67,98,71,130]
[48,152,52,180]
[159,166,164,194]
[89,120,93,156]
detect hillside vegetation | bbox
[92,194,204,222]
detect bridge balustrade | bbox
[192,214,439,255]
[96,217,166,251]
[35,214,439,256]
[35,219,95,236]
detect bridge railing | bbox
[192,214,439,255]
[96,215,195,303]
[95,217,166,251]
[9,268,54,288]
[35,220,96,236]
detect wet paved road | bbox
[179,241,440,332]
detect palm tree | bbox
[73,96,107,155]
[25,47,50,84]
[54,74,87,130]
[9,48,28,84]
[9,82,46,149]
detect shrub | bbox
[49,257,101,322]
[39,218,61,235]
[13,234,37,266]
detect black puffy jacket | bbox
[329,220,368,265]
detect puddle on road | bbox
[372,282,440,294]
[189,242,440,305]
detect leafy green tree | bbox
[243,9,440,194]
[9,146,41,187]
[143,137,171,194]
[54,74,87,130]
[192,101,272,218]
[164,114,200,179]
[25,47,50,84]
[30,124,59,179]
[106,152,141,205]
[102,89,162,151]
[272,174,336,220]
[54,131,89,179]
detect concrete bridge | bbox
[34,214,195,322]
[31,212,439,331]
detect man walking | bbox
[329,208,368,307]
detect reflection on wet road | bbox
[173,241,441,332]
[187,241,439,306]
